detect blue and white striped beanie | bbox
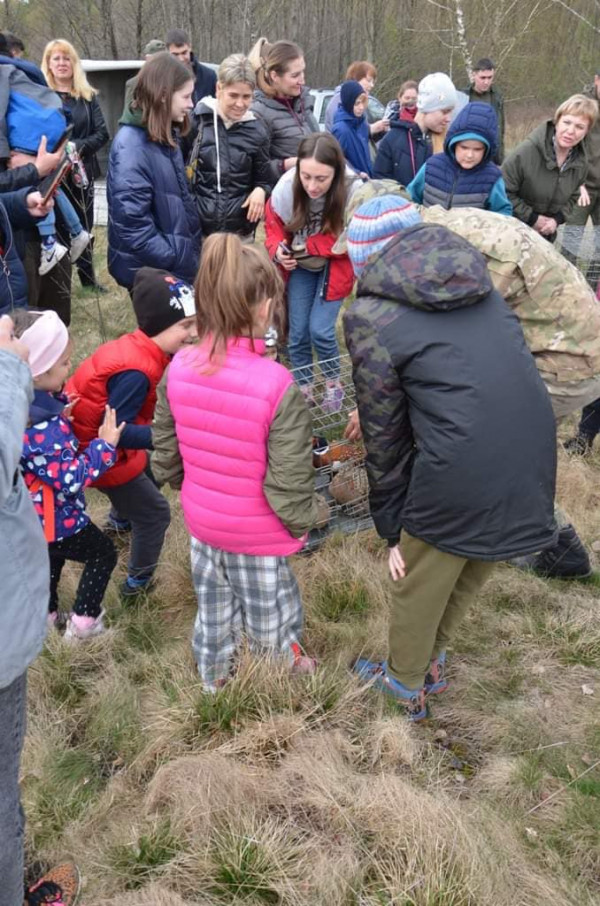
[346,195,422,276]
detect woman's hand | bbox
[534,215,558,237]
[578,185,591,207]
[242,187,266,223]
[0,315,29,363]
[388,544,406,581]
[98,405,126,448]
[370,119,390,136]
[25,191,55,218]
[283,157,298,171]
[275,243,298,270]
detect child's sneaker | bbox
[321,380,344,414]
[64,610,106,641]
[69,230,91,263]
[103,513,132,539]
[424,650,448,695]
[39,238,68,275]
[353,658,427,721]
[120,574,156,602]
[25,861,80,905]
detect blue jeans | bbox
[37,187,83,239]
[0,671,27,906]
[287,267,342,384]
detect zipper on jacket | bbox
[448,172,460,209]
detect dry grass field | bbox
[21,232,600,905]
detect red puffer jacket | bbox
[264,198,355,302]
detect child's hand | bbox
[0,315,29,363]
[388,544,406,581]
[98,405,125,447]
[62,395,79,420]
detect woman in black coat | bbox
[189,54,272,238]
[42,39,109,291]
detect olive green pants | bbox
[387,532,495,689]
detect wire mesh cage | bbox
[288,353,373,552]
[557,223,600,291]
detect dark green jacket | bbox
[580,85,600,190]
[502,120,588,230]
[461,84,504,162]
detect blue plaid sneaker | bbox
[353,658,427,721]
[424,651,449,695]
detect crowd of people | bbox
[2,28,600,904]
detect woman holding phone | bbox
[264,133,358,413]
[107,52,201,292]
[42,39,109,291]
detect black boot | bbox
[511,524,592,579]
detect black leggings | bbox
[49,522,117,618]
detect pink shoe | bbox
[64,611,106,641]
[321,380,344,414]
[299,383,315,407]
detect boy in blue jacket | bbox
[407,101,512,214]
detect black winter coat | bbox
[0,187,34,314]
[58,93,109,177]
[373,120,431,187]
[343,223,557,561]
[191,101,272,237]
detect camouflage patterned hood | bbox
[358,223,494,312]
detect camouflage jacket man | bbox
[343,223,557,559]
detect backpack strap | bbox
[28,477,56,543]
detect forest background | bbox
[2,0,600,113]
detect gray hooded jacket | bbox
[0,348,48,689]
[251,87,319,184]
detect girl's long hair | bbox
[248,37,304,98]
[133,52,193,147]
[195,233,284,363]
[42,39,97,101]
[287,133,347,236]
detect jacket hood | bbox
[444,102,497,160]
[334,106,365,129]
[195,95,256,123]
[527,120,586,168]
[358,223,493,312]
[29,389,66,425]
[253,86,315,112]
[119,103,144,128]
[389,118,423,136]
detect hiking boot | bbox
[424,651,449,695]
[353,658,427,721]
[25,862,80,905]
[511,524,592,580]
[64,610,106,641]
[563,434,594,456]
[39,239,68,275]
[120,575,157,602]
[69,230,91,263]
[321,380,344,415]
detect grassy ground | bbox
[22,233,600,905]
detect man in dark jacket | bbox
[461,57,505,162]
[343,195,557,720]
[166,28,216,105]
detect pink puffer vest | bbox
[168,336,305,556]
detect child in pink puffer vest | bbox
[159,233,319,690]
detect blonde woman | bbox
[42,39,109,290]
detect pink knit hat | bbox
[20,311,69,377]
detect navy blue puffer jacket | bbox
[107,116,201,290]
[373,120,431,186]
[0,187,34,315]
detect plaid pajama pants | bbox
[190,538,304,690]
